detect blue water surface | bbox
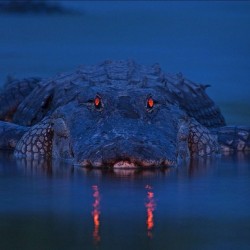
[0,152,250,250]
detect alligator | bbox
[0,60,249,168]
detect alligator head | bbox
[15,85,195,168]
[52,86,190,168]
[13,61,222,168]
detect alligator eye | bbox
[147,97,154,109]
[94,96,102,109]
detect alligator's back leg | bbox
[0,77,41,121]
[0,121,28,150]
[215,126,250,152]
[187,121,250,156]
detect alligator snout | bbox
[74,138,176,168]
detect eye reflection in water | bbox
[92,185,101,243]
[145,185,156,239]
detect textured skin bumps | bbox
[0,60,249,168]
[14,118,53,159]
[0,121,28,150]
[215,126,250,152]
[188,119,219,156]
[0,77,41,122]
[7,60,226,128]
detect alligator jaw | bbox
[77,158,176,169]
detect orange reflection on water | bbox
[92,185,101,243]
[145,185,156,238]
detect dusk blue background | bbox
[0,1,250,124]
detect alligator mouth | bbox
[77,158,176,169]
[72,134,177,169]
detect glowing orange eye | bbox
[94,96,101,108]
[147,98,154,108]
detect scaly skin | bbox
[0,60,249,168]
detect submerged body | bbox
[0,60,249,168]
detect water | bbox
[0,152,250,250]
[0,2,250,249]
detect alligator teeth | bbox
[113,161,136,169]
